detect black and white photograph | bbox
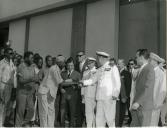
[0,0,166,127]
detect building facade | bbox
[0,0,166,61]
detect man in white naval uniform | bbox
[82,57,97,127]
[82,51,121,127]
[149,53,166,126]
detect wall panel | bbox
[85,0,119,58]
[8,19,26,55]
[28,9,72,58]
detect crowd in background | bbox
[0,44,166,127]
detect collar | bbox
[68,70,74,74]
[154,66,160,71]
[3,58,10,65]
[102,61,110,68]
[90,66,96,72]
[120,68,125,73]
[81,59,86,65]
[140,62,148,71]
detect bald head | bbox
[117,59,126,70]
[56,55,66,69]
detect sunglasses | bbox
[8,52,13,55]
[77,55,83,57]
[129,63,134,65]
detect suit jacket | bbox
[119,76,127,101]
[45,65,63,98]
[120,69,132,99]
[61,70,81,92]
[77,59,88,77]
[133,63,155,110]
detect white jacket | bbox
[82,67,97,99]
[83,61,121,100]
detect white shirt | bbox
[82,67,97,99]
[153,66,166,109]
[38,67,50,94]
[83,61,121,100]
[38,65,63,98]
[138,62,148,75]
[46,65,63,98]
[0,59,14,90]
[79,59,86,72]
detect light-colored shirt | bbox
[17,63,37,93]
[0,59,14,90]
[153,66,166,109]
[138,62,147,75]
[130,68,140,108]
[83,61,121,100]
[38,67,50,94]
[39,65,63,98]
[82,67,97,99]
[79,59,86,72]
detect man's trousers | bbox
[150,109,161,126]
[0,85,12,126]
[38,92,55,127]
[60,89,77,127]
[85,97,96,127]
[96,99,116,127]
[130,107,153,127]
[15,91,34,127]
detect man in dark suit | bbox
[75,51,88,127]
[116,59,132,127]
[130,49,155,126]
[60,57,81,127]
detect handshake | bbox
[78,80,86,87]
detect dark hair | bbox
[66,57,74,65]
[17,55,23,65]
[34,56,43,65]
[128,58,137,65]
[110,58,117,65]
[33,53,41,64]
[45,55,52,62]
[137,49,150,60]
[34,53,40,59]
[24,51,33,59]
[4,48,13,54]
[57,54,63,57]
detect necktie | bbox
[68,71,71,78]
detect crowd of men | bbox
[0,45,166,127]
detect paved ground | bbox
[4,113,167,127]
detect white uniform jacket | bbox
[83,61,121,101]
[82,67,97,99]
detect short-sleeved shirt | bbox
[0,59,14,90]
[17,63,37,94]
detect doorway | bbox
[0,25,9,48]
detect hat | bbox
[150,52,165,63]
[96,51,110,58]
[77,51,85,56]
[88,57,96,62]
